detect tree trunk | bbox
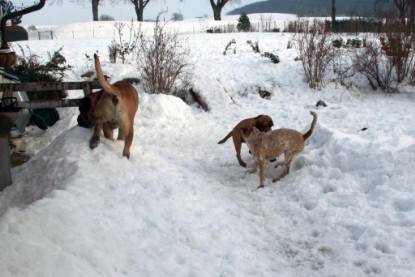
[213,6,222,20]
[92,0,99,21]
[331,0,336,26]
[138,1,144,22]
[392,0,408,29]
[210,0,229,21]
[130,0,145,22]
[409,0,415,33]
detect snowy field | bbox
[1,15,415,276]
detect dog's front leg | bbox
[90,122,103,149]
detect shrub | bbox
[135,20,192,94]
[100,14,115,21]
[27,25,37,31]
[346,38,362,48]
[112,21,138,64]
[261,52,280,64]
[108,40,118,63]
[172,12,184,21]
[353,40,393,92]
[332,38,343,48]
[7,45,72,100]
[295,20,336,89]
[237,13,251,32]
[353,33,414,92]
[223,39,236,55]
[247,40,259,53]
[380,33,413,83]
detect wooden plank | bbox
[0,81,102,93]
[0,81,102,108]
[17,99,82,109]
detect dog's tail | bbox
[303,111,318,141]
[218,131,232,144]
[94,53,119,96]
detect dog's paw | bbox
[89,138,100,149]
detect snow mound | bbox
[138,93,193,123]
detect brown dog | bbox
[241,111,317,188]
[79,54,139,159]
[218,115,274,167]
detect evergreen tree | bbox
[237,12,251,32]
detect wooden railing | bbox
[0,81,102,109]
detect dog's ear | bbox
[255,121,261,128]
[254,115,264,120]
[256,116,274,130]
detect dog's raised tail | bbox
[94,54,117,96]
[303,111,318,141]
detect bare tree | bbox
[392,0,409,22]
[92,0,101,21]
[380,0,415,32]
[179,0,234,20]
[128,0,151,22]
[49,0,122,21]
[209,0,241,21]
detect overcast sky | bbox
[20,0,256,26]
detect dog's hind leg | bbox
[233,136,246,167]
[122,129,134,159]
[272,152,297,182]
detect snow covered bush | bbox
[294,20,336,89]
[261,52,280,64]
[112,21,138,64]
[108,40,118,63]
[223,39,236,55]
[135,20,192,94]
[353,33,414,92]
[380,33,414,83]
[353,39,394,92]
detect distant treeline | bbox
[227,0,393,18]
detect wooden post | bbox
[0,115,13,190]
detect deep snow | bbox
[1,15,415,276]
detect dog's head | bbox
[254,115,274,132]
[77,90,105,128]
[77,96,93,128]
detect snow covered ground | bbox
[1,15,415,276]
